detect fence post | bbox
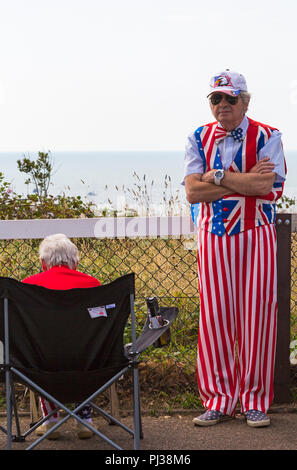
[274,213,292,403]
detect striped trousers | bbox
[196,224,278,415]
[40,398,92,422]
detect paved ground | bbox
[0,406,297,453]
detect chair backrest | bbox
[0,273,135,402]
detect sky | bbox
[0,0,296,152]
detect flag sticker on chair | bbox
[87,306,107,319]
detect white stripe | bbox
[199,126,210,142]
[257,125,270,143]
[203,124,216,157]
[242,230,252,390]
[241,135,247,173]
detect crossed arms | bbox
[185,158,276,204]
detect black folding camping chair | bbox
[0,273,178,450]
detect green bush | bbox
[0,152,96,219]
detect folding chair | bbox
[0,273,178,450]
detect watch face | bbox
[215,170,223,178]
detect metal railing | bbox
[0,215,295,406]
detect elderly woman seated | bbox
[22,233,101,440]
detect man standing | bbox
[23,233,101,439]
[183,70,286,427]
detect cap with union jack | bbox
[208,70,248,97]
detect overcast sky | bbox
[0,0,296,152]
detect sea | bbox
[0,150,296,215]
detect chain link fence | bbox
[0,216,296,411]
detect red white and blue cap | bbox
[208,70,248,97]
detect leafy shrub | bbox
[0,152,96,219]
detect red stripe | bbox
[225,207,241,233]
[260,187,283,202]
[243,124,257,225]
[202,123,216,168]
[249,228,262,410]
[201,124,213,147]
[40,398,59,420]
[248,118,278,133]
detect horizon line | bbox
[0,149,186,154]
[0,148,297,153]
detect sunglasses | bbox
[210,94,239,106]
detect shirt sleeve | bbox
[258,130,286,182]
[181,133,204,185]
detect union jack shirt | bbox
[191,118,286,236]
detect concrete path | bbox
[0,407,296,452]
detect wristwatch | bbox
[214,169,225,185]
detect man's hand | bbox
[249,157,275,174]
[201,170,216,184]
[201,159,275,183]
[185,156,276,203]
[185,173,233,203]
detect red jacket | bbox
[22,265,101,290]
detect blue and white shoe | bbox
[193,409,233,427]
[245,410,270,427]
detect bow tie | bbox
[215,126,244,144]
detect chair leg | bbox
[109,383,120,424]
[10,381,24,441]
[30,390,41,426]
[5,372,12,449]
[137,380,143,439]
[4,297,12,449]
[133,366,141,450]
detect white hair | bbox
[240,91,251,106]
[39,233,79,270]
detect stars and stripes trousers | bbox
[196,224,278,415]
[40,398,92,422]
